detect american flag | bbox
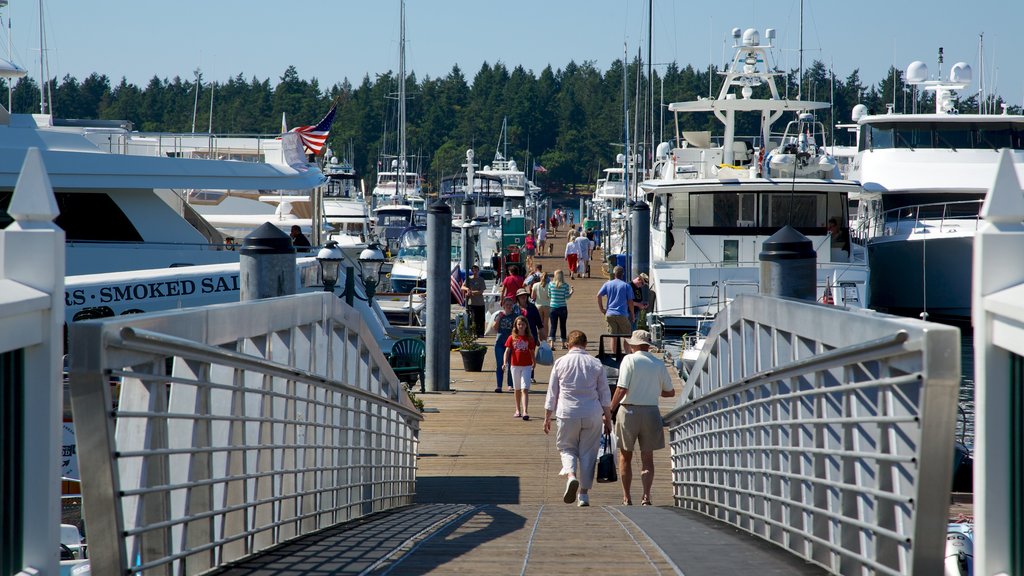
[290,103,337,154]
[450,265,465,306]
[533,163,548,174]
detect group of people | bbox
[543,328,675,507]
[563,228,595,279]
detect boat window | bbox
[690,193,740,227]
[652,195,665,230]
[722,239,739,266]
[56,192,144,242]
[759,193,825,229]
[863,121,1024,151]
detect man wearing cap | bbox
[597,265,634,335]
[609,329,675,506]
[631,273,650,329]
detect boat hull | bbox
[867,235,972,319]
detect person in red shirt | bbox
[503,315,536,420]
[502,264,524,301]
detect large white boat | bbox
[849,58,1024,319]
[0,110,324,278]
[641,27,869,332]
[322,154,370,246]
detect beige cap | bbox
[624,330,653,346]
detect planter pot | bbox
[460,347,487,372]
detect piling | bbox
[759,225,816,301]
[240,223,296,301]
[631,201,650,278]
[426,202,453,392]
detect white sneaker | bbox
[563,477,579,504]
[577,493,590,507]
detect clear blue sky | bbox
[4,0,1022,114]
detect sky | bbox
[3,0,1022,116]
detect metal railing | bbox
[866,199,983,239]
[665,294,960,575]
[69,292,422,576]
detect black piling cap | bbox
[428,201,452,215]
[759,225,815,261]
[241,222,296,255]
[631,201,650,213]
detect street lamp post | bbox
[358,244,386,302]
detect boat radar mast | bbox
[905,57,972,115]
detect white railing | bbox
[972,148,1024,576]
[1,149,66,576]
[69,292,421,576]
[867,199,984,239]
[665,294,960,575]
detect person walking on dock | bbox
[543,330,612,507]
[532,272,552,340]
[536,223,547,255]
[491,297,518,392]
[524,231,537,270]
[564,237,579,280]
[515,288,543,343]
[504,316,537,420]
[502,264,524,301]
[597,265,634,335]
[574,232,592,278]
[547,270,573,348]
[609,330,675,506]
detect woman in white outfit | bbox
[543,330,612,507]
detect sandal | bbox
[623,499,632,506]
[640,496,652,506]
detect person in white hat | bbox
[609,329,675,506]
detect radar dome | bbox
[466,149,474,160]
[731,28,742,39]
[742,28,759,46]
[616,153,626,165]
[851,104,868,122]
[656,142,671,159]
[950,62,972,84]
[906,61,929,84]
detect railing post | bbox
[0,148,65,575]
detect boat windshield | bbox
[376,211,412,227]
[860,121,1024,151]
[653,189,848,235]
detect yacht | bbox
[322,154,370,246]
[0,109,324,278]
[641,27,869,332]
[593,156,632,254]
[849,58,1024,319]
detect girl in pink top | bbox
[503,316,536,420]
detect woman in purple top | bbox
[543,330,612,507]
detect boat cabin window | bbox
[376,212,412,227]
[673,190,845,235]
[861,121,1024,151]
[1,191,144,241]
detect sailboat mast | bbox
[797,0,803,101]
[646,0,653,177]
[38,0,45,114]
[398,0,407,199]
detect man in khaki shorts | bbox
[610,329,675,506]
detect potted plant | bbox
[453,316,487,372]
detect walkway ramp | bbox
[208,225,822,574]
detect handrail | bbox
[666,293,960,574]
[70,292,420,575]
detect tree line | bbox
[3,59,1018,190]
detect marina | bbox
[3,3,1024,574]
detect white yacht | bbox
[641,27,869,331]
[593,156,633,254]
[322,154,370,246]
[0,109,324,278]
[850,59,1024,319]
